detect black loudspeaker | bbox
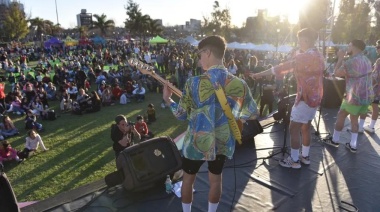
[322,77,345,108]
[0,166,20,212]
[111,136,182,192]
[273,94,297,122]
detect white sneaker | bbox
[279,156,301,169]
[363,125,375,133]
[300,155,310,165]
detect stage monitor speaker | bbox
[114,136,182,192]
[322,77,345,108]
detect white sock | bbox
[182,202,192,212]
[290,148,299,162]
[359,119,365,130]
[350,133,358,148]
[302,145,310,157]
[332,130,341,142]
[370,119,376,128]
[208,202,219,212]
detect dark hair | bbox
[115,115,126,124]
[198,35,226,59]
[297,28,318,43]
[351,39,366,51]
[1,140,10,149]
[28,129,36,137]
[136,115,143,121]
[148,103,154,108]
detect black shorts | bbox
[182,155,227,175]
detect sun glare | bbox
[243,0,310,25]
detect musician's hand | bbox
[163,81,173,103]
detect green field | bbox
[3,83,186,202]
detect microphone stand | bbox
[314,61,335,139]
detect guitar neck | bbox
[129,59,182,98]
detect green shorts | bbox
[340,100,369,115]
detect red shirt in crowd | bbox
[135,121,148,135]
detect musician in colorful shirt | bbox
[323,40,374,153]
[163,35,258,212]
[358,42,380,133]
[251,28,325,169]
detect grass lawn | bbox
[4,85,186,202]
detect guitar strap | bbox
[207,74,242,144]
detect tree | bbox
[332,0,371,43]
[203,1,232,39]
[1,2,29,41]
[92,13,115,37]
[124,0,151,38]
[147,19,163,36]
[28,17,47,39]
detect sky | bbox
[20,0,335,28]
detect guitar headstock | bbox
[128,58,155,75]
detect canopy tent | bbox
[64,36,78,46]
[183,36,199,46]
[91,36,106,45]
[44,37,63,48]
[149,36,169,44]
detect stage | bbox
[21,108,380,211]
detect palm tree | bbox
[92,14,115,37]
[147,19,163,36]
[28,17,46,39]
[126,12,150,39]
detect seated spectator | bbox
[67,82,78,100]
[132,82,145,102]
[25,110,43,132]
[0,115,19,138]
[101,85,114,106]
[31,96,47,118]
[85,91,101,113]
[97,81,106,98]
[146,103,156,123]
[45,82,57,100]
[76,88,90,111]
[0,140,22,166]
[60,89,72,112]
[112,84,123,101]
[9,96,24,115]
[18,129,48,159]
[135,115,154,141]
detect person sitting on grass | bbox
[85,91,101,113]
[146,103,156,123]
[25,109,43,132]
[132,82,145,103]
[18,129,48,160]
[135,115,154,141]
[0,140,23,166]
[0,115,19,138]
[101,85,114,106]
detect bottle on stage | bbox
[165,175,173,194]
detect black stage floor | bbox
[22,108,380,212]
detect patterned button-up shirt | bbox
[169,67,258,161]
[339,53,374,105]
[272,48,325,108]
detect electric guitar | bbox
[128,58,244,143]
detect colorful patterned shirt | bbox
[372,58,380,100]
[170,67,258,161]
[339,53,374,105]
[272,48,325,108]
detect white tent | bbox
[184,36,199,46]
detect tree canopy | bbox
[1,2,29,41]
[92,13,115,37]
